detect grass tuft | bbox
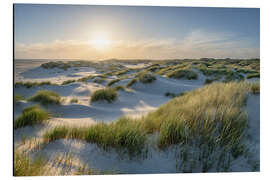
[70,98,79,103]
[15,81,56,88]
[126,78,137,87]
[137,72,156,83]
[29,90,61,105]
[246,73,260,79]
[14,94,24,103]
[14,105,50,129]
[249,82,260,94]
[167,69,198,80]
[107,78,121,86]
[91,88,117,103]
[61,79,76,85]
[14,150,47,176]
[204,78,215,84]
[113,85,126,91]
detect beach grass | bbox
[62,79,76,85]
[14,150,47,176]
[157,82,247,151]
[249,82,260,94]
[43,82,250,157]
[29,90,61,105]
[70,98,79,103]
[14,94,24,103]
[91,88,117,103]
[14,105,50,129]
[15,81,57,88]
[137,71,156,83]
[246,73,260,79]
[204,78,215,84]
[112,85,126,91]
[77,75,95,82]
[126,78,137,87]
[107,78,121,86]
[167,69,198,80]
[43,117,147,156]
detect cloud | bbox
[15,30,259,60]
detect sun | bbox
[90,36,111,50]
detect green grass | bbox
[70,98,79,103]
[15,81,56,88]
[61,79,76,85]
[204,78,215,84]
[29,90,61,105]
[77,75,95,82]
[112,85,126,91]
[246,73,260,79]
[14,105,50,129]
[93,78,106,84]
[152,82,249,150]
[126,78,137,87]
[14,94,24,103]
[91,88,117,103]
[167,69,198,80]
[107,78,121,86]
[223,71,244,83]
[41,61,72,70]
[43,117,147,156]
[137,72,156,83]
[164,92,186,98]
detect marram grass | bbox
[91,88,117,103]
[43,117,147,156]
[41,82,253,167]
[29,90,61,105]
[14,105,50,129]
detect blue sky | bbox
[14,4,260,59]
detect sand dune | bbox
[14,59,260,174]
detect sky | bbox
[14,4,260,60]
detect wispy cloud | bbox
[15,30,259,60]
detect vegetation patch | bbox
[107,78,121,86]
[77,75,95,82]
[15,81,56,88]
[112,85,126,91]
[152,82,248,151]
[246,73,260,79]
[167,69,198,80]
[204,78,215,84]
[70,98,79,103]
[249,82,260,94]
[91,88,117,103]
[61,79,76,85]
[164,92,186,98]
[14,105,50,129]
[41,81,255,171]
[137,71,156,83]
[93,77,106,84]
[14,94,24,103]
[29,90,61,105]
[43,117,147,156]
[14,150,47,176]
[126,78,137,87]
[223,71,244,83]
